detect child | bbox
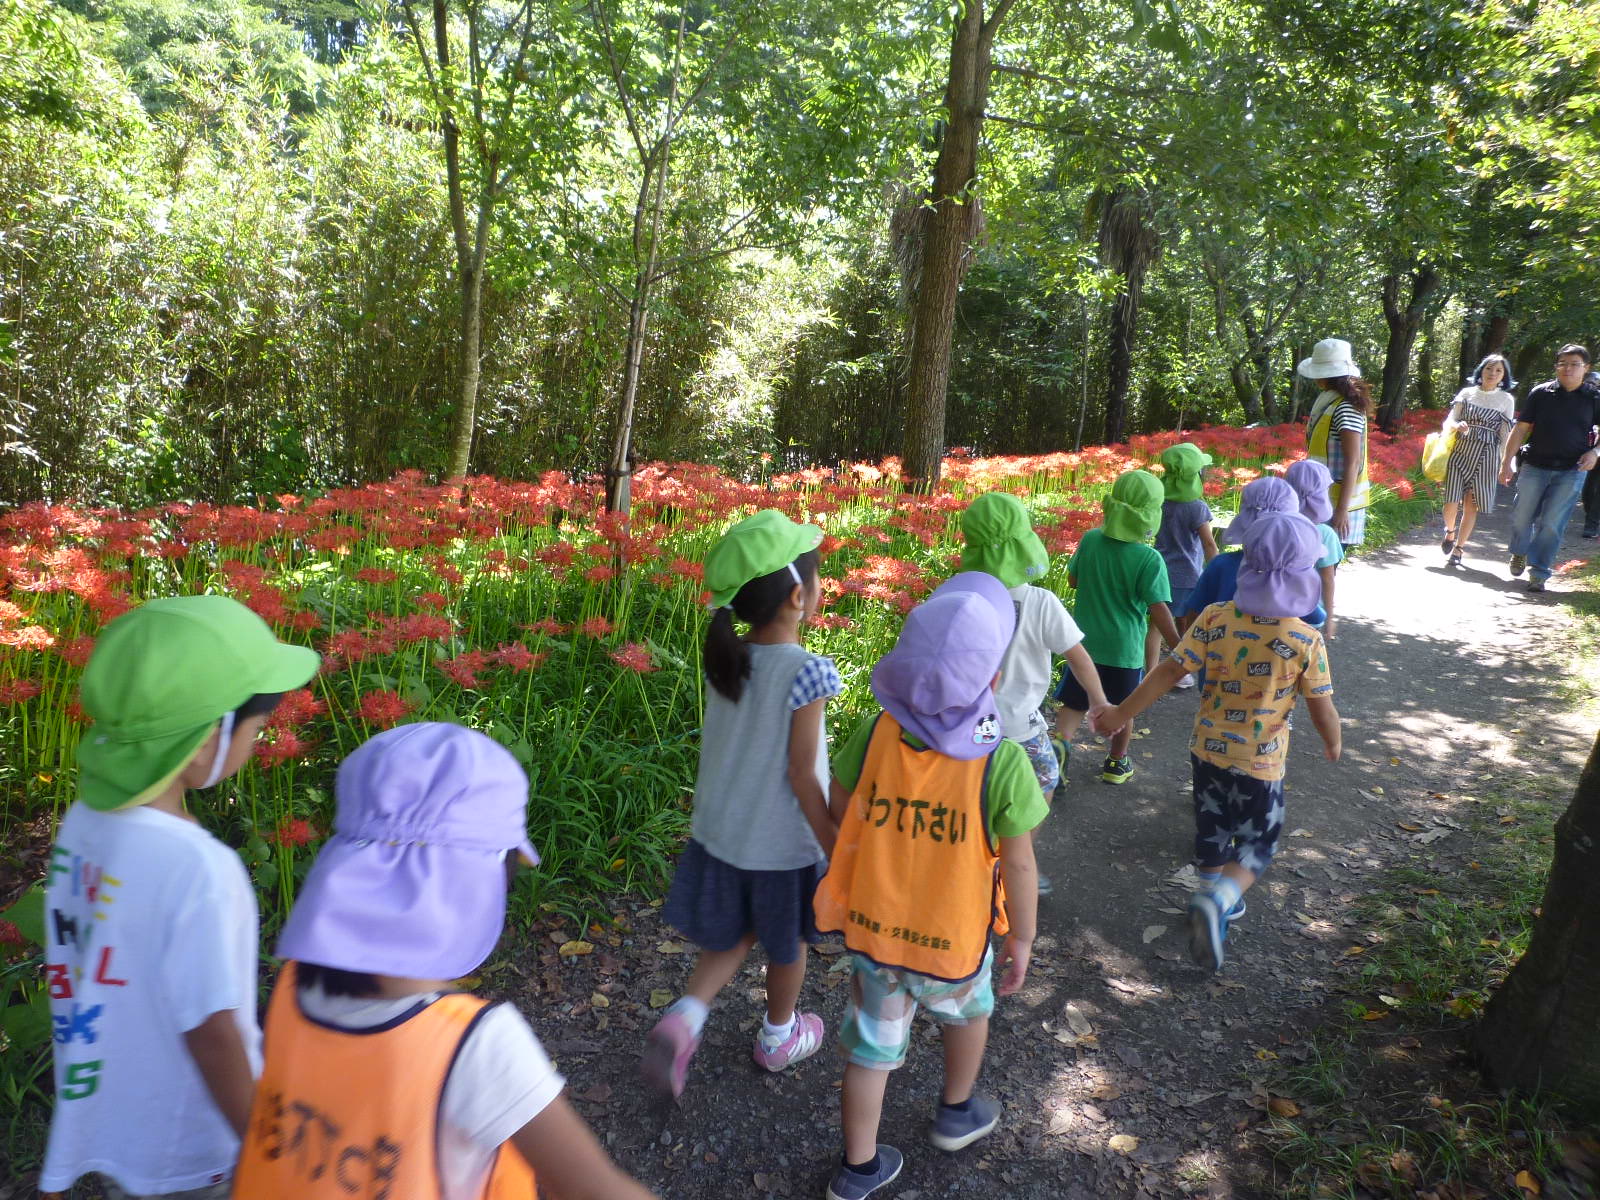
[1181,476,1326,632]
[1094,513,1341,971]
[39,595,319,1200]
[814,572,1044,1200]
[643,508,840,1098]
[1054,469,1180,786]
[959,491,1109,895]
[1284,459,1344,639]
[1148,442,1219,688]
[232,722,654,1200]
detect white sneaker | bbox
[1174,672,1197,689]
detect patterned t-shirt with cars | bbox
[1172,602,1333,781]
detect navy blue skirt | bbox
[661,839,824,964]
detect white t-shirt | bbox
[996,584,1085,740]
[40,803,262,1194]
[295,985,565,1200]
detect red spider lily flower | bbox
[1,625,55,650]
[610,642,656,673]
[809,613,856,630]
[0,599,28,623]
[325,629,382,665]
[584,565,617,583]
[255,730,313,767]
[354,567,399,586]
[437,650,492,689]
[269,688,327,730]
[425,556,464,586]
[54,635,96,667]
[65,699,90,724]
[265,816,317,847]
[285,610,321,633]
[492,642,547,672]
[0,679,42,704]
[357,689,413,728]
[414,591,449,610]
[525,617,569,638]
[0,919,27,951]
[580,616,614,638]
[535,542,578,570]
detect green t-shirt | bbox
[830,711,1048,840]
[1068,527,1172,669]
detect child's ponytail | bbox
[703,549,820,703]
[703,606,749,703]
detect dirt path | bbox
[513,504,1599,1200]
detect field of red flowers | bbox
[0,417,1434,926]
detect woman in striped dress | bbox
[1440,354,1517,567]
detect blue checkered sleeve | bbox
[788,655,844,710]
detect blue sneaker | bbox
[1187,891,1227,972]
[930,1095,1001,1151]
[826,1146,904,1200]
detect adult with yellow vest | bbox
[1300,338,1374,553]
[233,723,655,1200]
[814,573,1045,1200]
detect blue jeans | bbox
[1508,464,1587,581]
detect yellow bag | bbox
[1421,428,1455,482]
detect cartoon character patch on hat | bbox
[972,714,1001,746]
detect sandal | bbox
[1448,549,1463,567]
[1441,530,1456,554]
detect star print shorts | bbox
[1190,755,1284,874]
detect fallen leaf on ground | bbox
[656,940,688,954]
[1141,925,1166,944]
[1390,1149,1420,1183]
[1515,1169,1540,1195]
[1360,1008,1389,1021]
[1063,1003,1094,1036]
[1267,1096,1300,1118]
[1289,827,1313,837]
[558,939,594,957]
[1108,1133,1139,1154]
[1397,821,1424,832]
[648,989,674,1009]
[590,992,610,1008]
[574,1082,613,1104]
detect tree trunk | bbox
[1229,359,1261,423]
[1457,309,1484,385]
[1483,312,1511,356]
[1477,730,1600,1108]
[901,0,1011,485]
[1103,287,1137,444]
[448,263,484,478]
[1414,313,1437,409]
[1378,265,1439,432]
[1098,188,1159,445]
[1257,350,1277,423]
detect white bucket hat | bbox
[1297,338,1360,380]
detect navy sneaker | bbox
[930,1096,1001,1151]
[826,1146,904,1200]
[1187,891,1227,972]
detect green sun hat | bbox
[1159,442,1213,502]
[77,595,321,811]
[959,492,1049,588]
[1102,469,1165,543]
[703,509,824,609]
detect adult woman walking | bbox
[1439,354,1518,566]
[1300,339,1373,552]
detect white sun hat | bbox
[1297,338,1360,380]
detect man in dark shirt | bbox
[1499,345,1600,593]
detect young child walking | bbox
[1284,459,1345,638]
[960,491,1108,895]
[1054,469,1180,786]
[1094,513,1341,971]
[814,572,1044,1200]
[1148,442,1218,688]
[1181,477,1326,633]
[232,722,654,1200]
[643,508,841,1098]
[39,595,319,1200]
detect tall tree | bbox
[1094,185,1159,444]
[899,0,1016,486]
[398,0,569,479]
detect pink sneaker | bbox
[642,1010,701,1099]
[752,1011,825,1072]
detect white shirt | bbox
[995,584,1086,739]
[40,803,262,1194]
[296,986,565,1200]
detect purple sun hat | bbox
[1284,459,1335,525]
[1236,513,1323,619]
[1221,475,1300,546]
[277,722,539,980]
[870,572,1016,759]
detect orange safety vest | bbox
[813,713,1008,983]
[233,962,536,1200]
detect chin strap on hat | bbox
[201,711,236,789]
